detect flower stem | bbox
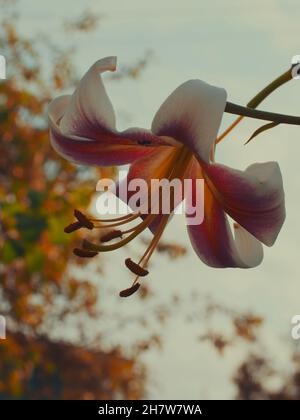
[217,67,293,144]
[225,101,300,125]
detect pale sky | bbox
[14,0,300,399]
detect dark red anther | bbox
[82,239,100,252]
[74,209,94,230]
[100,230,123,243]
[125,258,149,277]
[73,248,98,258]
[119,283,141,297]
[64,221,82,233]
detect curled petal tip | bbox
[94,56,117,72]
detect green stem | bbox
[246,68,292,108]
[216,67,294,144]
[225,101,300,125]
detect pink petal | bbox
[116,148,183,234]
[49,96,156,166]
[203,161,286,246]
[59,56,117,138]
[48,58,174,166]
[151,79,227,163]
[186,160,263,268]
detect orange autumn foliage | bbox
[0,331,144,399]
[0,11,144,400]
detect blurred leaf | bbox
[28,190,47,209]
[15,212,47,242]
[1,238,25,262]
[25,247,45,273]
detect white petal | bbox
[48,95,71,122]
[233,223,264,267]
[59,56,117,137]
[151,80,227,163]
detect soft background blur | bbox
[1,0,300,400]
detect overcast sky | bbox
[14,0,300,398]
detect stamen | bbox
[94,213,140,230]
[119,282,141,298]
[64,221,82,233]
[82,239,101,252]
[135,215,169,277]
[83,214,158,253]
[122,149,192,285]
[74,209,94,230]
[70,145,193,299]
[73,248,98,258]
[90,213,140,223]
[100,230,123,243]
[125,258,149,277]
[95,147,190,251]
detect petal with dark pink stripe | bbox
[186,159,263,268]
[49,96,157,166]
[203,161,285,246]
[152,79,227,163]
[48,58,174,166]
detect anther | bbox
[74,209,94,230]
[64,221,82,233]
[73,248,98,258]
[125,258,149,277]
[119,282,141,297]
[100,230,123,243]
[82,239,101,252]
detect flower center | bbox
[65,145,193,296]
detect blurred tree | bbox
[198,299,300,400]
[233,352,300,400]
[0,3,150,399]
[0,331,145,399]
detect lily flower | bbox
[48,57,285,296]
